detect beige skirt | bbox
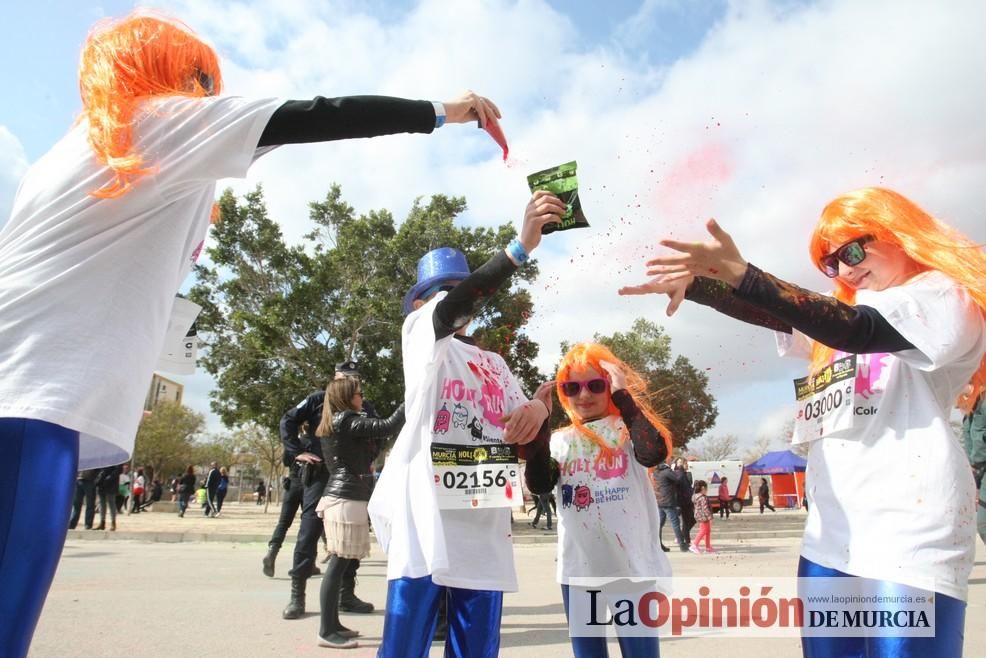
[316,495,370,559]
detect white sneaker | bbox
[688,544,703,554]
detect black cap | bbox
[335,360,360,376]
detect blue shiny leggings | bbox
[0,418,79,658]
[561,584,661,658]
[798,556,965,658]
[378,575,502,658]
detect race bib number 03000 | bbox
[431,443,521,510]
[792,354,856,444]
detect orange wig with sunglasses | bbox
[79,11,223,199]
[808,187,986,380]
[555,343,672,461]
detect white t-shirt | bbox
[368,293,529,591]
[777,271,985,600]
[551,416,671,585]
[0,96,281,469]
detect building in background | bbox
[144,373,184,412]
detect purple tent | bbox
[745,450,807,474]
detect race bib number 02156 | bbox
[431,443,521,510]
[792,355,856,444]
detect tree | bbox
[132,402,205,482]
[560,318,718,448]
[686,434,739,461]
[191,433,244,472]
[189,185,543,434]
[233,423,283,512]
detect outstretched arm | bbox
[258,91,501,147]
[432,191,566,339]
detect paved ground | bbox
[30,504,986,657]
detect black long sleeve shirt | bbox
[685,265,914,354]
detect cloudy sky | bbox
[4,0,985,452]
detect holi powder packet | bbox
[526,161,590,234]
[481,119,509,161]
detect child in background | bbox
[523,342,672,658]
[691,480,715,554]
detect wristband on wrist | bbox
[432,102,447,128]
[506,238,529,266]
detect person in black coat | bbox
[275,360,393,620]
[314,376,405,648]
[653,463,687,552]
[95,465,121,531]
[674,458,696,545]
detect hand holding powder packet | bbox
[526,161,590,234]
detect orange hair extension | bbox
[807,187,986,381]
[79,11,223,198]
[957,372,986,416]
[555,343,673,462]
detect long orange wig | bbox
[555,343,673,461]
[957,377,986,416]
[807,187,986,383]
[79,12,223,198]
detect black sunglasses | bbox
[819,235,874,278]
[559,378,608,397]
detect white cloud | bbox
[146,0,986,442]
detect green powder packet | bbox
[526,161,589,234]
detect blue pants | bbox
[658,506,685,548]
[378,575,502,658]
[0,418,79,658]
[561,584,660,658]
[798,556,965,658]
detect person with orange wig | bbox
[0,11,504,658]
[621,187,986,657]
[522,342,672,657]
[958,380,986,545]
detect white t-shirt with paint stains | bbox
[0,95,281,469]
[551,416,672,585]
[368,292,529,591]
[777,271,985,600]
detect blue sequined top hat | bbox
[402,247,471,314]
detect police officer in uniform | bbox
[277,361,383,619]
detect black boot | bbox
[262,545,279,578]
[339,560,374,613]
[319,556,359,644]
[282,577,306,619]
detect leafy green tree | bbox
[189,184,543,433]
[132,401,205,481]
[555,318,718,448]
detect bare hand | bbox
[618,272,693,316]
[295,452,322,464]
[597,360,626,391]
[533,381,555,417]
[501,400,549,445]
[519,191,566,254]
[443,90,502,128]
[643,219,748,287]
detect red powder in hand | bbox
[484,120,509,161]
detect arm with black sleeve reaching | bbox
[619,219,914,355]
[257,91,502,148]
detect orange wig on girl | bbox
[79,11,224,198]
[555,342,673,460]
[807,187,986,382]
